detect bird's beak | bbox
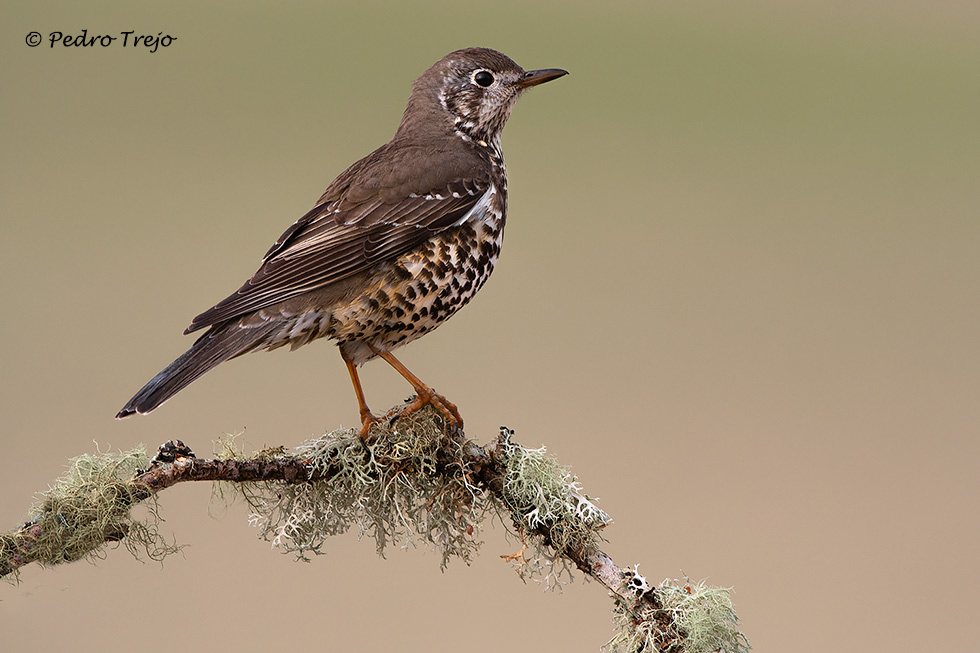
[516,68,569,89]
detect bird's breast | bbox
[330,188,505,364]
[252,182,506,366]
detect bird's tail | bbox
[115,322,276,418]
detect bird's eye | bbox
[473,70,494,87]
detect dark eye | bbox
[474,70,494,87]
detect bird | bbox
[115,47,567,437]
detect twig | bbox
[1,406,748,652]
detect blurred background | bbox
[3,1,978,651]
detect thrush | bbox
[115,47,567,436]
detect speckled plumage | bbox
[249,194,505,367]
[116,48,567,430]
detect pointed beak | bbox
[516,68,569,90]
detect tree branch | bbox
[1,406,748,652]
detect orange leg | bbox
[341,349,381,440]
[368,345,464,431]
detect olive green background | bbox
[3,2,978,651]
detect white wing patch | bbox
[452,184,497,227]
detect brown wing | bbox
[185,141,490,334]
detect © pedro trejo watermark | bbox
[26,30,176,52]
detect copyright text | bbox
[26,30,177,53]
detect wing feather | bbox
[185,165,489,333]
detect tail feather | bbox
[115,322,276,418]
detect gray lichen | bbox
[241,407,488,568]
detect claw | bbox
[396,386,463,431]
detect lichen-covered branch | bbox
[1,405,748,652]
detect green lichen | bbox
[605,572,750,653]
[495,430,612,588]
[3,446,179,582]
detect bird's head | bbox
[397,47,567,146]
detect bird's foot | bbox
[397,386,463,432]
[358,412,383,443]
[366,346,463,433]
